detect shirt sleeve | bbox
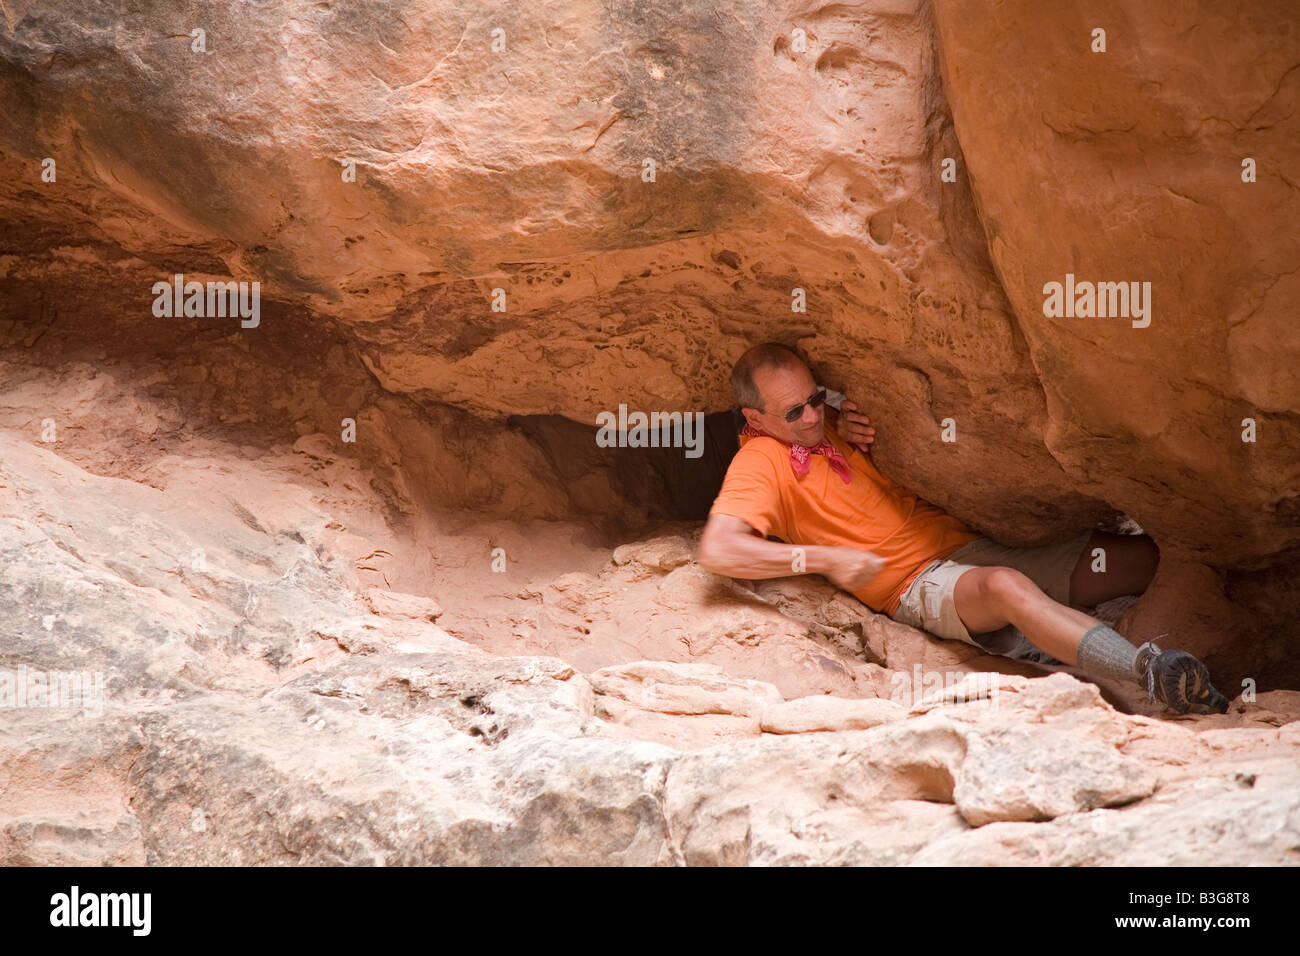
[708,444,786,539]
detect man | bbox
[696,342,1229,715]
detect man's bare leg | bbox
[953,565,1228,713]
[951,530,1159,664]
[954,566,1097,665]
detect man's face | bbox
[744,361,825,447]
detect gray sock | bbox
[1075,624,1139,684]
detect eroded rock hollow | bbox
[1,0,1297,864]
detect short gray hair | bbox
[730,342,805,411]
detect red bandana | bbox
[741,423,853,483]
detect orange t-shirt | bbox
[708,421,980,615]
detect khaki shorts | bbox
[890,533,1092,659]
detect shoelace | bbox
[1136,635,1168,703]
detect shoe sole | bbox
[1154,651,1228,714]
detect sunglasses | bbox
[782,386,827,423]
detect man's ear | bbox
[741,407,763,430]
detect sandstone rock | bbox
[911,758,1300,866]
[759,695,905,734]
[906,670,1027,715]
[3,0,1295,677]
[953,725,1157,827]
[0,713,146,867]
[611,535,695,571]
[4,422,1299,865]
[594,697,762,751]
[2,0,1298,868]
[587,660,784,717]
[0,0,1106,549]
[931,0,1300,667]
[129,657,678,866]
[932,0,1300,565]
[360,587,444,623]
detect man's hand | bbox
[820,546,888,594]
[835,400,876,453]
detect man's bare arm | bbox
[696,513,886,594]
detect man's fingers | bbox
[834,399,875,451]
[841,400,869,422]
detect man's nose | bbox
[802,401,822,424]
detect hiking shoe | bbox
[1133,640,1230,714]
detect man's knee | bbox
[982,566,1043,610]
